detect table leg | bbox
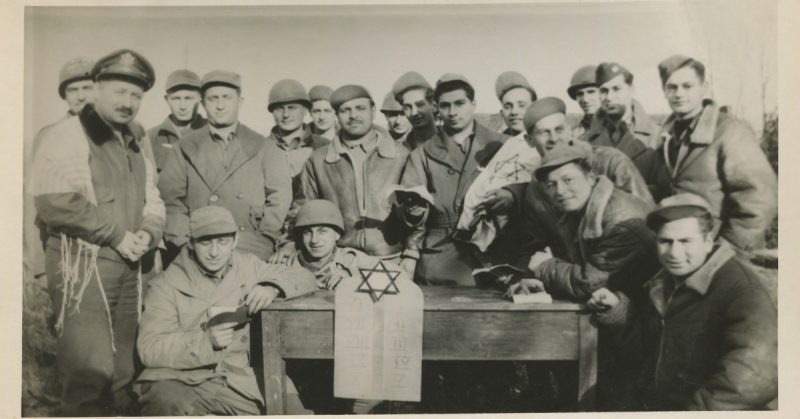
[261,311,286,415]
[577,313,597,411]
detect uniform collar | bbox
[325,128,396,163]
[660,99,718,146]
[79,104,140,149]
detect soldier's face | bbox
[272,102,307,133]
[544,162,595,213]
[401,88,435,129]
[500,87,534,134]
[190,233,238,274]
[311,100,336,131]
[337,97,374,138]
[202,86,242,127]
[302,226,340,260]
[384,111,412,136]
[437,89,475,134]
[165,89,200,123]
[63,79,95,115]
[575,86,600,115]
[599,75,633,117]
[529,113,570,153]
[95,79,144,125]
[664,67,707,117]
[656,217,714,277]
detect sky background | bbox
[24,0,776,161]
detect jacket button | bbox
[209,194,219,202]
[237,193,244,199]
[241,335,248,343]
[239,226,246,231]
[448,169,456,175]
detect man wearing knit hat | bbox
[650,55,776,253]
[137,205,316,415]
[159,70,292,265]
[567,65,600,138]
[300,85,413,272]
[380,91,412,142]
[30,49,164,415]
[494,70,537,137]
[147,69,207,172]
[265,79,330,225]
[510,144,658,410]
[392,71,437,150]
[309,85,338,140]
[400,73,510,285]
[581,62,660,187]
[588,193,777,410]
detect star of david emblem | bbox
[357,260,401,302]
[489,154,528,183]
[120,52,136,67]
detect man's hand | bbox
[209,322,237,350]
[587,288,620,312]
[400,258,417,277]
[478,188,515,214]
[245,285,281,314]
[115,231,146,262]
[528,247,553,272]
[507,278,546,296]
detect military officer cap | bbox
[595,62,633,86]
[330,84,373,111]
[268,79,311,112]
[534,143,592,182]
[200,70,241,93]
[380,91,403,114]
[58,57,95,99]
[392,71,432,102]
[658,54,701,86]
[523,97,567,134]
[165,69,201,93]
[309,85,334,103]
[92,49,155,91]
[434,73,474,99]
[190,205,238,239]
[646,193,714,231]
[567,65,597,100]
[294,199,345,234]
[494,71,537,102]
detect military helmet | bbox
[294,199,345,234]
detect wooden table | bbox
[254,286,597,414]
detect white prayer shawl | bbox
[457,134,541,251]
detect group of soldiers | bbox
[27,47,778,415]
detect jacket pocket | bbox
[94,186,116,220]
[249,206,264,230]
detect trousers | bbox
[45,242,140,416]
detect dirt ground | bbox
[20,259,779,416]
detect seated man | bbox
[136,205,317,415]
[271,199,409,413]
[588,193,778,410]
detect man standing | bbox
[159,70,292,263]
[147,70,207,172]
[137,206,316,415]
[27,57,96,280]
[494,71,537,137]
[401,74,510,285]
[566,65,600,138]
[380,91,412,142]
[582,62,660,184]
[392,71,437,150]
[589,193,777,410]
[266,79,330,222]
[652,55,777,252]
[30,49,164,415]
[309,85,338,140]
[301,85,412,268]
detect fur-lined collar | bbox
[580,175,615,240]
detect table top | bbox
[265,286,586,312]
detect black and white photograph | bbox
[9,0,795,416]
